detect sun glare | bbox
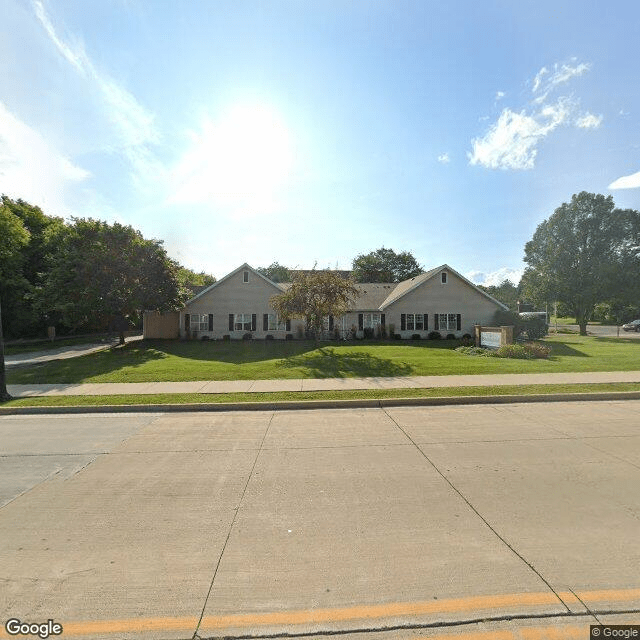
[172,103,293,210]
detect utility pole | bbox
[0,297,12,402]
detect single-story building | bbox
[144,263,508,340]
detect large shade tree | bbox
[352,247,422,282]
[270,270,359,343]
[0,196,66,338]
[522,192,639,335]
[37,218,189,343]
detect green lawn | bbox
[6,335,640,384]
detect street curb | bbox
[2,391,640,414]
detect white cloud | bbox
[468,98,572,170]
[0,101,89,214]
[466,267,524,287]
[532,59,590,103]
[495,91,505,102]
[469,60,596,170]
[608,170,640,190]
[33,1,159,182]
[437,153,450,164]
[575,112,603,129]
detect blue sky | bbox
[1,0,639,284]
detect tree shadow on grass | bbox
[153,339,319,364]
[6,343,168,384]
[277,347,414,378]
[543,341,590,357]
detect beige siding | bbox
[182,268,303,339]
[384,269,501,338]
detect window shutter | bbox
[184,313,190,330]
[329,316,334,331]
[381,314,385,326]
[423,314,428,331]
[286,319,291,331]
[358,314,363,330]
[434,314,439,330]
[251,314,257,331]
[208,314,213,331]
[263,314,268,331]
[457,314,461,331]
[401,314,406,331]
[228,314,234,331]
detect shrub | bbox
[334,328,341,340]
[523,341,551,359]
[496,344,539,359]
[242,332,252,341]
[222,334,230,341]
[363,327,375,339]
[427,331,441,340]
[393,333,401,340]
[519,316,548,341]
[296,325,304,339]
[455,345,498,357]
[200,335,210,341]
[461,333,474,346]
[446,333,456,340]
[265,334,274,340]
[411,333,421,340]
[285,333,294,340]
[388,323,396,339]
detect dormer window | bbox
[243,270,249,283]
[441,272,447,284]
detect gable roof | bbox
[379,264,508,311]
[185,263,284,305]
[185,263,509,311]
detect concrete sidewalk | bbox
[8,370,640,397]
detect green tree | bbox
[177,266,216,288]
[37,218,189,344]
[352,247,422,282]
[522,192,639,336]
[0,199,32,402]
[270,270,359,344]
[479,279,520,311]
[0,196,67,338]
[256,262,292,283]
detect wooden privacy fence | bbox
[143,311,180,339]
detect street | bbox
[1,402,639,639]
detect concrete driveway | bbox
[1,402,639,639]
[5,335,143,367]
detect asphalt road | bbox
[1,403,639,640]
[555,323,640,338]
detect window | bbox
[243,270,249,283]
[234,313,252,331]
[441,272,447,284]
[406,313,424,331]
[362,313,381,329]
[438,313,458,331]
[268,314,287,331]
[190,314,209,331]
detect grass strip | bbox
[4,382,640,407]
